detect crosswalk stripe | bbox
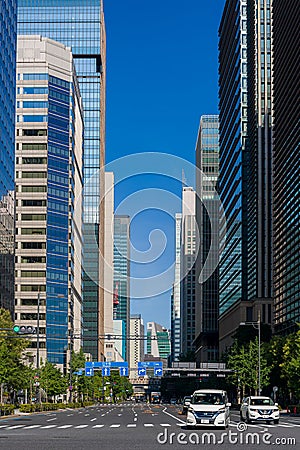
[160,424,171,427]
[40,425,57,429]
[144,424,154,427]
[24,425,41,429]
[90,418,97,422]
[6,425,25,429]
[110,424,120,428]
[92,425,104,428]
[57,425,73,429]
[127,424,136,427]
[0,425,8,428]
[75,425,89,428]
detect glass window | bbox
[23,73,48,80]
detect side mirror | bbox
[226,402,231,407]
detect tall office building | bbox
[0,0,17,314]
[273,0,300,334]
[194,115,219,363]
[180,187,196,355]
[218,0,273,352]
[18,0,106,361]
[15,36,83,370]
[113,215,130,361]
[129,314,144,379]
[147,322,170,360]
[170,213,182,362]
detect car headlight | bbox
[215,408,226,415]
[273,408,279,412]
[249,408,258,412]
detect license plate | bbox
[201,419,209,424]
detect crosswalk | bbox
[0,420,299,431]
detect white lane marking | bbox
[110,424,121,428]
[90,418,97,422]
[101,414,105,417]
[144,423,154,427]
[24,425,41,429]
[57,425,73,429]
[162,407,186,424]
[84,414,90,416]
[47,417,57,422]
[118,414,122,416]
[75,425,89,429]
[6,425,25,430]
[127,424,137,427]
[134,417,137,421]
[67,414,74,417]
[0,425,8,428]
[40,425,57,429]
[92,424,104,428]
[160,423,171,427]
[278,424,294,428]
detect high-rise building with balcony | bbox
[147,322,170,360]
[113,215,130,361]
[273,0,300,334]
[0,0,17,314]
[15,35,83,370]
[194,115,219,363]
[18,0,106,361]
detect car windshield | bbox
[184,397,191,403]
[250,398,274,406]
[191,393,225,405]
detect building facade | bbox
[15,36,83,370]
[218,0,273,353]
[147,322,171,360]
[18,0,106,361]
[129,314,144,380]
[170,213,182,362]
[194,115,219,363]
[180,187,196,355]
[113,215,130,361]
[273,0,300,334]
[0,0,17,314]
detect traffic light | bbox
[13,325,37,334]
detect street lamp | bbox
[240,309,261,395]
[36,290,42,405]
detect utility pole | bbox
[258,309,261,395]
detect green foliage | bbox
[226,337,270,396]
[280,328,300,398]
[0,404,15,415]
[39,360,67,398]
[0,308,34,394]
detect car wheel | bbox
[246,413,252,424]
[274,419,279,424]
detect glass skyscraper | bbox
[0,0,17,314]
[273,0,300,334]
[218,0,273,352]
[18,0,106,360]
[194,115,219,363]
[113,215,130,361]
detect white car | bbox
[186,389,231,429]
[240,396,280,424]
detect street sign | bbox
[138,368,146,377]
[85,367,94,377]
[85,361,128,369]
[138,361,163,368]
[102,367,111,376]
[119,367,128,377]
[154,367,163,377]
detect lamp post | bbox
[240,309,261,395]
[36,290,41,405]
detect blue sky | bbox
[104,0,225,330]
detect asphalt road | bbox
[0,402,299,449]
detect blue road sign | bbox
[119,367,128,377]
[102,367,111,376]
[85,361,129,369]
[154,367,163,377]
[138,368,146,377]
[138,361,163,368]
[85,367,94,377]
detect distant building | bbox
[147,322,171,360]
[171,213,182,362]
[180,187,196,355]
[194,115,219,363]
[273,0,300,334]
[15,36,83,371]
[130,314,144,379]
[0,0,17,314]
[114,216,130,361]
